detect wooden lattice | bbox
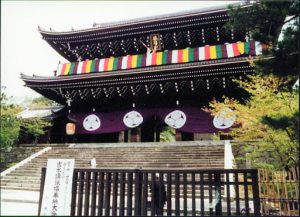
[259,167,299,216]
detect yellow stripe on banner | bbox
[108,57,114,71]
[156,52,163,65]
[64,63,71,75]
[182,48,189,62]
[86,60,92,73]
[209,46,217,59]
[237,42,245,54]
[131,55,138,68]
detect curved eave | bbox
[39,3,246,37]
[21,56,255,84]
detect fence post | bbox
[252,169,261,216]
[215,172,222,215]
[134,169,142,216]
[38,167,46,216]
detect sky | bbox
[1,1,242,104]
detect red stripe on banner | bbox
[141,54,147,67]
[103,58,109,71]
[232,43,240,56]
[177,50,183,63]
[81,60,88,73]
[60,64,66,76]
[94,59,100,72]
[127,55,132,69]
[117,57,123,70]
[204,46,210,60]
[151,52,157,65]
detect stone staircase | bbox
[0,141,225,191]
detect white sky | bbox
[1,1,241,104]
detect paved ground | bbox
[0,189,253,216]
[0,189,39,216]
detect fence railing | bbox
[259,167,299,216]
[38,168,260,216]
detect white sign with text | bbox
[40,159,75,216]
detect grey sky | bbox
[1,1,241,104]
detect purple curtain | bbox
[68,107,228,134]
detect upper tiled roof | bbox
[39,2,248,35]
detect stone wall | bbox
[0,146,43,172]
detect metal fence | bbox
[39,168,260,216]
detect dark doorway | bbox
[181,132,194,141]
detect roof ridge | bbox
[38,2,249,35]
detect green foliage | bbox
[28,96,58,108]
[0,87,22,152]
[21,118,52,144]
[160,127,176,142]
[227,0,299,76]
[0,114,20,150]
[207,75,299,170]
[218,1,299,171]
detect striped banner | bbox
[58,40,264,76]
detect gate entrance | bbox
[39,168,260,216]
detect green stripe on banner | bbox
[113,57,119,70]
[91,60,96,72]
[162,51,168,64]
[136,54,143,67]
[188,48,194,62]
[244,42,250,54]
[69,63,75,75]
[216,45,222,59]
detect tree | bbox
[20,118,52,145]
[206,75,298,170]
[205,0,299,171]
[227,0,299,76]
[0,87,22,154]
[27,96,58,108]
[17,96,56,144]
[160,127,176,142]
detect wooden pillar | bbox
[155,126,160,142]
[124,130,129,143]
[119,131,125,143]
[130,128,141,142]
[175,130,182,141]
[47,127,52,144]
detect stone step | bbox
[0,185,40,191]
[30,158,224,163]
[2,142,226,192]
[46,150,224,155]
[46,150,224,154]
[1,175,41,180]
[1,182,40,189]
[1,179,41,184]
[24,159,224,164]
